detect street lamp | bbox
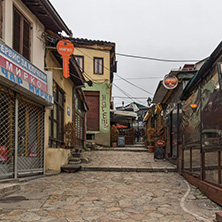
[147,97,152,107]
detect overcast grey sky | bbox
[50,0,222,107]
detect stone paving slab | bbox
[0,172,220,221]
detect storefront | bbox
[180,42,222,205]
[0,40,53,180]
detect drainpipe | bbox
[0,0,2,39]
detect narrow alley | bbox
[0,143,220,222]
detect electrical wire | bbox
[75,48,154,95]
[113,83,147,105]
[113,96,148,99]
[116,53,199,63]
[113,83,135,102]
[115,77,162,80]
[115,74,153,95]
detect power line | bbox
[116,53,199,63]
[75,48,154,95]
[113,96,148,99]
[115,74,153,95]
[115,77,162,80]
[113,83,146,104]
[113,83,135,103]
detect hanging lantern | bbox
[191,104,198,109]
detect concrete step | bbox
[81,166,177,173]
[0,183,20,198]
[69,160,81,164]
[96,148,148,152]
[61,164,81,173]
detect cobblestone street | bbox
[0,144,221,221]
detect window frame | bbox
[75,55,84,72]
[49,83,64,148]
[13,6,31,61]
[94,57,104,74]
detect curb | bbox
[0,184,20,198]
[95,148,148,152]
[81,166,177,172]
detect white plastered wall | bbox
[2,0,45,71]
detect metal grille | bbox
[75,112,84,148]
[17,96,44,176]
[0,85,45,180]
[0,87,15,179]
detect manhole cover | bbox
[198,202,221,210]
[0,196,27,203]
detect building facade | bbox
[180,41,222,205]
[72,38,116,146]
[0,0,87,178]
[0,0,55,179]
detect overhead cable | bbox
[116,53,199,63]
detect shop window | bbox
[205,152,219,184]
[183,149,191,171]
[13,7,31,61]
[94,57,103,74]
[75,56,84,72]
[49,83,64,147]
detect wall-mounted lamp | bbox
[147,97,152,107]
[86,80,93,87]
[191,104,198,109]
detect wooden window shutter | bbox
[85,91,100,131]
[23,19,30,60]
[13,8,21,54]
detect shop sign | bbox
[0,41,47,91]
[0,41,53,104]
[67,107,70,116]
[57,40,74,78]
[0,66,53,103]
[163,75,178,90]
[0,146,8,161]
[101,94,108,130]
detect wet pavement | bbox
[0,144,221,221]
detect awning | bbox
[111,110,137,118]
[152,81,168,104]
[116,123,127,128]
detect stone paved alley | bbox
[0,143,221,222]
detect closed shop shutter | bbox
[0,85,45,180]
[85,91,99,131]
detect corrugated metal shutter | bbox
[85,91,99,131]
